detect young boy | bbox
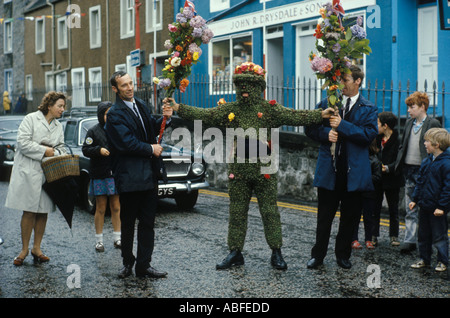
[395,92,441,253]
[409,128,450,272]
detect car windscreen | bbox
[79,119,98,146]
[0,119,22,132]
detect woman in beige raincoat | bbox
[5,91,67,266]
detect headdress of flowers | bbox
[234,62,266,78]
[309,0,371,109]
[153,1,214,143]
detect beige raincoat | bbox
[5,110,65,213]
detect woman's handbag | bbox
[41,143,80,183]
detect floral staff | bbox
[309,0,371,157]
[153,1,213,144]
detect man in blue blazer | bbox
[106,71,173,278]
[305,65,378,269]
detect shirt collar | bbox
[343,93,359,110]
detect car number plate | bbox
[158,187,175,196]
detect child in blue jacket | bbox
[409,128,450,272]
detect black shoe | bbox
[135,266,168,278]
[216,250,244,270]
[400,242,416,254]
[118,264,133,278]
[336,258,352,269]
[307,258,323,269]
[271,249,287,270]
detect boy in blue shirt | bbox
[409,128,450,272]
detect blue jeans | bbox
[418,209,449,265]
[403,165,420,244]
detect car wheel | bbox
[174,190,199,210]
[81,174,95,214]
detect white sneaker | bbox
[435,262,447,272]
[411,260,428,269]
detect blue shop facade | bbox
[173,0,450,128]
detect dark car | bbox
[0,115,25,174]
[59,112,209,212]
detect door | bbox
[266,36,284,102]
[418,6,438,92]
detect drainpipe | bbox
[46,0,56,88]
[106,0,110,100]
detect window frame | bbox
[209,32,253,95]
[88,67,102,102]
[4,20,13,54]
[120,0,135,39]
[4,69,13,93]
[71,67,86,107]
[25,75,33,101]
[145,0,162,33]
[89,5,102,49]
[35,17,45,54]
[57,16,68,50]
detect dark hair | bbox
[110,71,127,89]
[378,111,397,130]
[38,91,66,115]
[350,65,364,87]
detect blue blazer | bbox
[105,95,165,193]
[305,95,378,192]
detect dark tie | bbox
[133,103,147,139]
[343,98,351,119]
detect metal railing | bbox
[17,76,449,131]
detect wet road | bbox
[0,179,449,303]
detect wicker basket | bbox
[41,144,80,183]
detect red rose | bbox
[269,100,276,105]
[257,112,263,118]
[264,174,271,179]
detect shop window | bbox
[211,35,252,93]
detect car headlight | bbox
[191,162,205,176]
[5,146,15,161]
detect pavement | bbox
[0,179,449,307]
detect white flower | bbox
[152,77,160,84]
[171,57,181,67]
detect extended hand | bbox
[321,107,335,118]
[163,97,179,112]
[162,104,173,118]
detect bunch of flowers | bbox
[309,0,371,108]
[234,62,266,77]
[153,6,213,97]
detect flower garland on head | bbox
[309,0,371,110]
[153,1,214,143]
[234,62,266,77]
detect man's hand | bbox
[434,208,444,216]
[328,130,338,143]
[44,147,55,157]
[100,147,110,156]
[321,107,335,118]
[330,114,342,129]
[162,103,173,118]
[409,202,416,210]
[152,144,163,157]
[163,97,179,112]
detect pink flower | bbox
[168,24,178,32]
[229,173,235,179]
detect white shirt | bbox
[342,93,359,116]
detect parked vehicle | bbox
[0,115,25,176]
[59,110,209,212]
